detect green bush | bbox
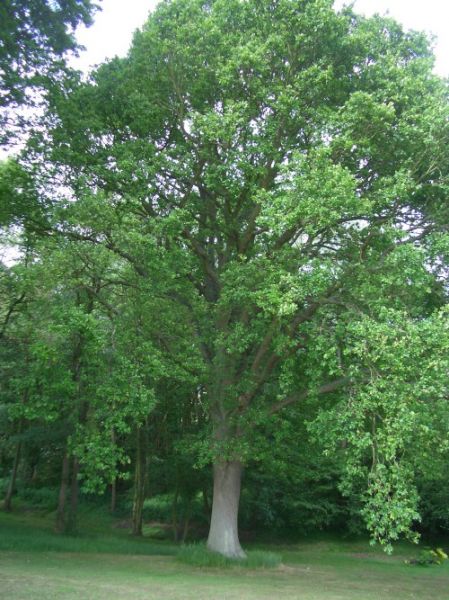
[406,547,448,566]
[418,478,449,535]
[177,544,281,569]
[239,466,347,537]
[121,493,172,522]
[17,486,58,510]
[141,524,170,540]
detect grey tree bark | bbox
[207,461,246,558]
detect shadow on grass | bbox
[0,510,177,556]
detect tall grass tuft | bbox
[177,544,282,568]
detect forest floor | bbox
[1,509,448,600]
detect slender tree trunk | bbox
[110,479,117,513]
[172,484,179,542]
[202,486,211,524]
[110,429,117,513]
[3,441,22,512]
[181,497,192,543]
[207,460,246,558]
[67,457,79,533]
[4,401,27,512]
[55,451,70,533]
[132,425,147,536]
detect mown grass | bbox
[1,508,449,600]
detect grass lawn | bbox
[1,509,448,599]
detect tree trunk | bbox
[182,515,191,544]
[181,496,192,543]
[202,486,211,524]
[110,478,117,513]
[55,451,70,533]
[67,457,79,533]
[207,460,246,558]
[3,440,22,512]
[110,429,117,513]
[172,484,179,542]
[132,425,147,536]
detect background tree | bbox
[0,0,100,147]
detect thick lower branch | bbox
[270,376,352,414]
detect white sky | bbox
[72,0,449,76]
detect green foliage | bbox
[0,160,43,229]
[418,477,449,535]
[0,477,9,496]
[17,486,58,511]
[122,494,173,523]
[0,0,97,100]
[238,412,347,535]
[310,307,449,548]
[0,0,100,148]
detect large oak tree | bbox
[32,0,449,556]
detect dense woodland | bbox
[1,0,449,558]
